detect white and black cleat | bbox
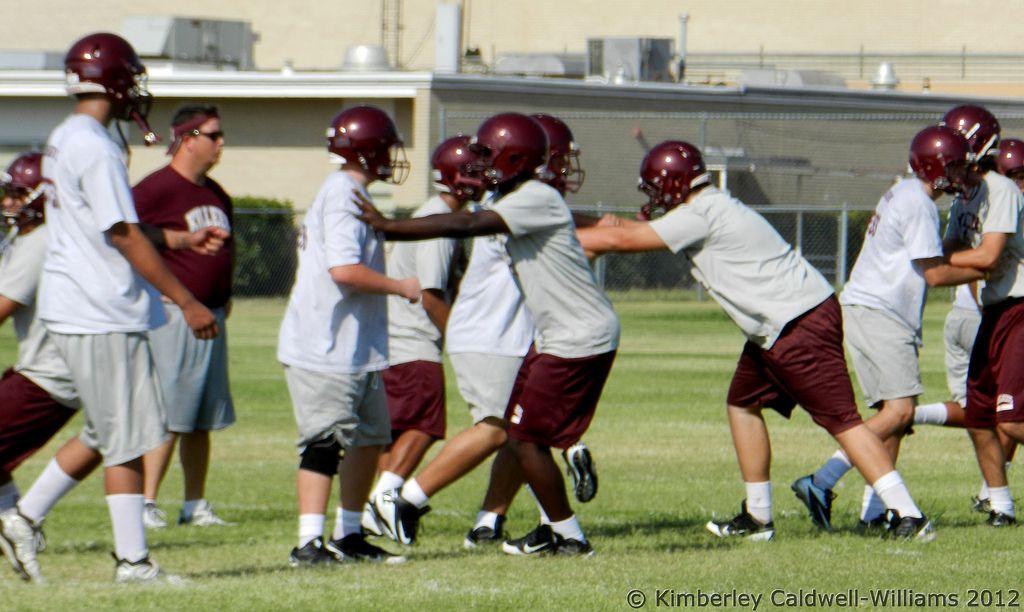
[705,501,775,542]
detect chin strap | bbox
[130,110,160,146]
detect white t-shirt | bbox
[953,283,982,312]
[945,171,1024,306]
[493,181,619,359]
[38,114,164,334]
[0,226,78,407]
[277,172,388,374]
[650,186,834,350]
[386,196,457,365]
[840,178,943,333]
[446,224,535,358]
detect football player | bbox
[0,153,82,520]
[362,136,476,535]
[0,32,218,584]
[359,112,619,557]
[911,137,1024,514]
[277,105,419,566]
[940,106,1024,526]
[575,140,934,541]
[794,125,983,530]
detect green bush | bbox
[232,196,299,297]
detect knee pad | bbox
[299,438,342,476]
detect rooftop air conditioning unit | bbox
[121,16,257,69]
[586,37,674,83]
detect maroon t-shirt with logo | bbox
[133,166,233,309]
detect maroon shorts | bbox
[382,360,446,439]
[505,349,616,450]
[505,345,537,414]
[0,369,76,474]
[965,297,1024,428]
[726,296,862,435]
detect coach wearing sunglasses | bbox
[134,103,237,530]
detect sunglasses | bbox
[190,129,224,141]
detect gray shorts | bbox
[283,365,391,450]
[944,306,982,405]
[50,332,168,467]
[450,352,523,424]
[148,303,235,433]
[842,304,923,407]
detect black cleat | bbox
[327,533,406,564]
[288,537,335,567]
[886,511,935,542]
[502,524,558,556]
[464,516,506,549]
[372,489,430,545]
[564,443,598,503]
[705,500,775,541]
[986,511,1017,527]
[791,475,835,531]
[972,496,993,514]
[553,535,595,558]
[855,515,889,534]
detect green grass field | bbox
[0,295,1020,610]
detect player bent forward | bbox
[576,140,934,541]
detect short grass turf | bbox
[0,294,1019,610]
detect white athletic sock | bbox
[0,481,19,512]
[526,485,550,524]
[860,484,885,522]
[334,508,363,539]
[181,499,202,517]
[474,510,501,530]
[988,486,1015,517]
[106,494,148,563]
[812,451,852,490]
[979,462,1012,501]
[744,481,772,524]
[400,478,429,509]
[298,513,325,548]
[872,471,922,519]
[549,515,586,543]
[18,459,80,523]
[372,471,405,499]
[144,498,156,506]
[914,402,948,425]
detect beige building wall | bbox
[0,95,430,212]
[6,1,1024,71]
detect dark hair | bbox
[171,103,219,128]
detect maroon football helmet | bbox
[637,140,710,220]
[531,114,584,195]
[996,138,1024,178]
[1,152,46,228]
[908,125,970,194]
[941,105,1000,160]
[469,113,548,189]
[326,106,409,184]
[64,33,158,145]
[432,135,483,202]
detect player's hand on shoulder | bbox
[397,277,421,304]
[353,189,388,230]
[181,300,219,339]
